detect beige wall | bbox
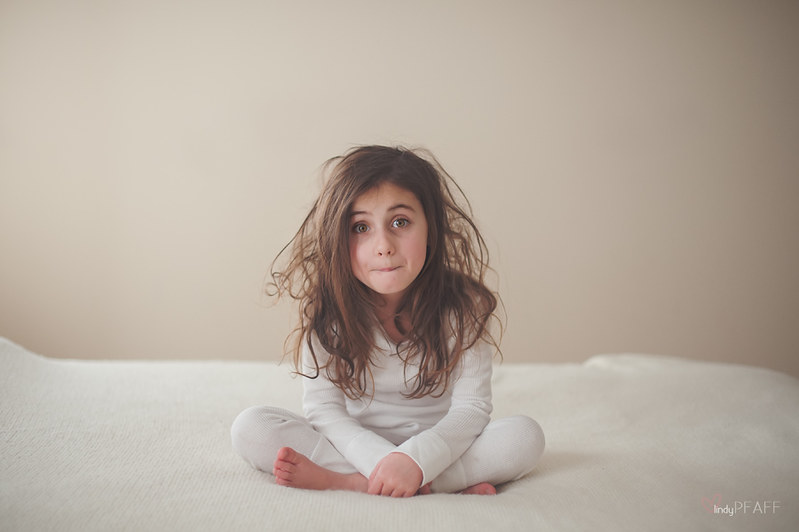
[1,0,797,377]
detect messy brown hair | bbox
[268,145,502,399]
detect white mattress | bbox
[1,337,797,531]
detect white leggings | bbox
[231,406,545,493]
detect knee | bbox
[231,406,262,442]
[230,406,291,470]
[230,406,265,460]
[513,415,546,472]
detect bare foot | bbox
[273,447,368,492]
[460,482,497,495]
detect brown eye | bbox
[392,218,409,228]
[353,223,369,234]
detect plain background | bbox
[1,0,797,377]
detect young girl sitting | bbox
[231,145,544,496]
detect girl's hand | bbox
[368,453,423,497]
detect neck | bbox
[373,293,401,320]
[373,294,407,343]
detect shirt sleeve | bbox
[394,341,493,485]
[301,337,397,478]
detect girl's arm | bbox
[393,341,493,486]
[301,340,398,478]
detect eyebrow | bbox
[349,203,416,217]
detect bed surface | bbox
[1,337,797,531]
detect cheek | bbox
[349,240,365,274]
[412,233,429,267]
[348,241,358,268]
[417,224,430,262]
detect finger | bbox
[368,480,382,496]
[398,488,414,498]
[391,485,413,498]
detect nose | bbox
[375,229,394,256]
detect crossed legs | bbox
[231,406,544,495]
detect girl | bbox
[231,146,544,496]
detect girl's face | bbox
[348,182,428,307]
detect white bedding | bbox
[1,337,797,531]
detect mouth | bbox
[375,266,400,273]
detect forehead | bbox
[350,182,422,213]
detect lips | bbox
[375,266,400,273]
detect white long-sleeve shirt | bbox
[302,331,493,485]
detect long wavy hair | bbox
[268,145,502,399]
